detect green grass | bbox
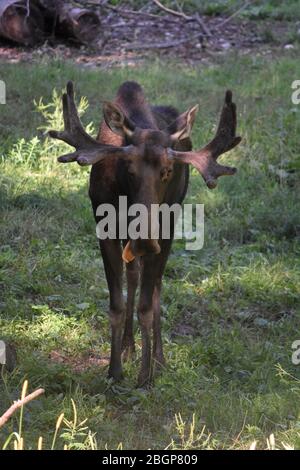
[111,0,300,20]
[0,52,300,449]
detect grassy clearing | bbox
[112,0,300,20]
[0,51,300,449]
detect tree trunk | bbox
[0,0,44,46]
[55,3,101,44]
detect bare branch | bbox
[0,388,45,428]
[124,32,203,50]
[105,3,161,20]
[152,0,211,36]
[218,1,251,28]
[152,0,190,19]
[194,13,212,37]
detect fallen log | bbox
[0,0,44,46]
[55,3,101,44]
[0,0,101,46]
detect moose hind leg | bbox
[152,282,166,371]
[152,239,173,372]
[137,306,154,388]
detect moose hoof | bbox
[108,367,124,382]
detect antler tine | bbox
[62,92,71,132]
[207,90,241,159]
[48,81,134,166]
[65,81,94,145]
[168,90,242,189]
[48,81,98,151]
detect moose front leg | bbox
[137,257,157,388]
[122,257,139,361]
[99,239,125,381]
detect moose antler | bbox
[49,81,131,166]
[168,90,242,189]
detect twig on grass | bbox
[152,0,212,36]
[0,388,45,428]
[124,32,203,50]
[218,1,252,28]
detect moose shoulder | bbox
[49,80,241,387]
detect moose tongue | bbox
[122,241,135,263]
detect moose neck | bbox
[116,81,159,131]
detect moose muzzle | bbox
[122,239,161,263]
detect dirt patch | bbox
[0,12,297,67]
[49,349,109,373]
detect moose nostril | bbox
[77,157,88,166]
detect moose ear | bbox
[170,104,199,142]
[103,102,134,138]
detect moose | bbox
[49,81,241,387]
